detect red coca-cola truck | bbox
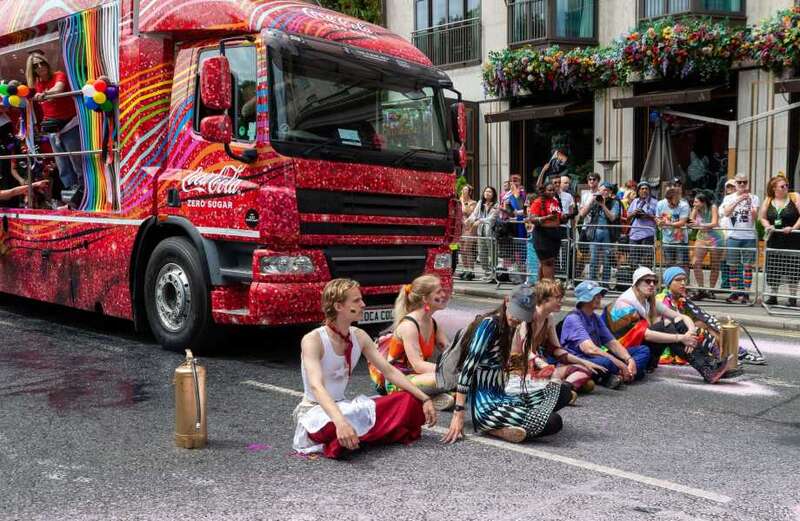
[0,0,465,350]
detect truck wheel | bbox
[144,237,214,352]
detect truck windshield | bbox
[268,41,452,171]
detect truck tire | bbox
[144,237,215,352]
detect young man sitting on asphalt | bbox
[293,278,437,459]
[558,280,650,389]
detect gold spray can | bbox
[174,349,207,449]
[721,316,740,372]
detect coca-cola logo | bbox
[302,7,374,35]
[181,165,245,196]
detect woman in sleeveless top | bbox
[689,191,724,300]
[369,275,453,409]
[759,176,800,307]
[507,280,605,401]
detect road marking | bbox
[241,380,733,504]
[241,380,304,398]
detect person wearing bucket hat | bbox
[603,267,731,383]
[442,284,573,445]
[559,281,650,388]
[657,267,765,368]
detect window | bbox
[508,0,597,48]
[415,0,480,30]
[640,0,744,20]
[268,39,452,171]
[412,0,481,68]
[195,45,257,143]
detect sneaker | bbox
[673,356,689,366]
[602,374,623,390]
[765,296,778,305]
[690,291,705,301]
[739,352,766,365]
[740,295,750,305]
[487,426,527,443]
[431,393,455,411]
[659,348,674,365]
[579,380,595,394]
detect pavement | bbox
[452,280,800,332]
[1,294,799,520]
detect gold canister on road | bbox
[721,316,740,372]
[174,349,207,449]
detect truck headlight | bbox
[433,252,452,270]
[259,255,315,275]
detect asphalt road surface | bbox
[0,293,798,521]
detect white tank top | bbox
[301,326,362,403]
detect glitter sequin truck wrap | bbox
[0,0,465,351]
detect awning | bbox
[612,86,718,109]
[484,101,579,124]
[775,78,800,94]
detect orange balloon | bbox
[16,85,29,97]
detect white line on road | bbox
[240,379,733,505]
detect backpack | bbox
[368,316,437,394]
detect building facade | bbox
[387,0,799,198]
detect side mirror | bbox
[200,56,232,110]
[451,102,467,144]
[200,115,232,143]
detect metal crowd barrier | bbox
[659,227,760,306]
[450,223,800,315]
[572,224,656,292]
[761,230,800,316]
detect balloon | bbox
[101,100,114,112]
[16,85,29,97]
[93,79,107,93]
[92,91,107,104]
[0,84,7,95]
[104,85,118,101]
[82,84,96,98]
[85,98,99,111]
[2,97,9,108]
[8,95,21,107]
[7,85,17,96]
[17,98,26,109]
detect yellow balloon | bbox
[92,92,107,104]
[8,95,20,107]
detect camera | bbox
[595,194,604,203]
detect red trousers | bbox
[308,391,425,459]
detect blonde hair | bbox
[534,279,564,303]
[26,52,50,88]
[392,274,441,330]
[321,278,360,322]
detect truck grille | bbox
[324,246,428,286]
[297,189,449,218]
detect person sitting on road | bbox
[441,285,573,444]
[293,278,436,459]
[656,266,765,367]
[559,280,649,389]
[603,267,730,384]
[508,279,607,403]
[368,274,454,410]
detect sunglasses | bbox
[640,279,658,285]
[32,62,46,69]
[736,180,748,185]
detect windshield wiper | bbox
[392,147,441,167]
[301,136,342,157]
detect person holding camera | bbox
[720,173,759,304]
[581,181,620,285]
[657,187,691,275]
[627,181,658,269]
